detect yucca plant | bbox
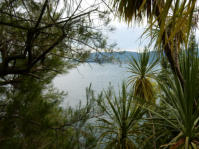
[153,50,199,148]
[127,49,159,102]
[96,83,146,149]
[127,49,160,149]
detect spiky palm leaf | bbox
[97,83,146,149]
[151,50,199,149]
[127,49,159,102]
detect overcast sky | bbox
[107,19,149,52]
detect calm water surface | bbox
[53,63,130,107]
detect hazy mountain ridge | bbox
[89,51,158,63]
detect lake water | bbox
[53,63,130,107]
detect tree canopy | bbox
[0,0,113,85]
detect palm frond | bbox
[152,49,199,148]
[127,48,159,102]
[97,82,146,149]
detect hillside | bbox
[89,51,157,63]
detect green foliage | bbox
[96,83,146,149]
[0,0,113,85]
[127,49,159,102]
[0,1,115,148]
[0,77,100,149]
[112,0,199,90]
[0,77,64,148]
[149,50,199,148]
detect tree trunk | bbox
[163,43,184,88]
[121,129,126,149]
